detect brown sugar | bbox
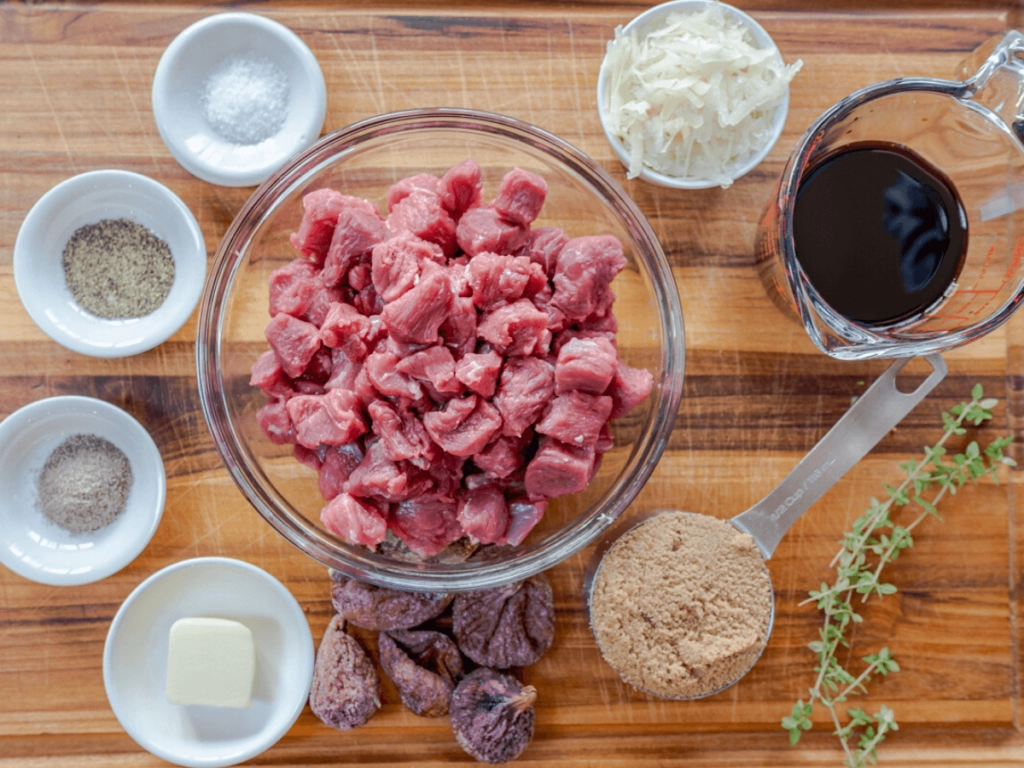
[589,511,773,699]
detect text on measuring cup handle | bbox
[768,458,837,522]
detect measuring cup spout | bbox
[731,354,947,560]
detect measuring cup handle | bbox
[957,30,1024,145]
[731,354,947,560]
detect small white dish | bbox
[0,396,165,586]
[152,12,327,187]
[104,557,315,768]
[14,169,207,358]
[596,0,791,189]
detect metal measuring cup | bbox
[583,354,947,699]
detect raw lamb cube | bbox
[535,391,613,448]
[608,361,655,419]
[493,167,547,227]
[493,356,555,438]
[321,207,388,288]
[477,298,550,356]
[287,390,367,449]
[265,313,322,379]
[364,349,424,401]
[319,302,373,361]
[422,395,502,457]
[290,189,379,263]
[425,451,466,501]
[396,345,462,397]
[321,493,388,547]
[250,351,292,398]
[456,486,509,544]
[371,232,446,303]
[551,235,627,322]
[455,206,529,256]
[294,444,326,472]
[257,396,295,445]
[555,336,618,394]
[467,252,533,309]
[387,173,441,212]
[318,444,366,500]
[439,159,482,218]
[324,348,363,392]
[524,437,595,500]
[346,441,414,501]
[455,351,502,398]
[268,258,320,317]
[347,262,371,291]
[301,279,344,328]
[528,227,568,276]
[380,262,454,345]
[473,431,530,479]
[301,346,333,385]
[503,498,547,546]
[368,400,433,463]
[439,295,478,357]
[390,498,462,557]
[386,189,458,257]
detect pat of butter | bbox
[166,617,255,708]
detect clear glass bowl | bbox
[196,108,685,592]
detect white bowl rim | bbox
[151,11,327,188]
[0,395,166,586]
[102,556,314,768]
[596,0,791,189]
[13,168,206,358]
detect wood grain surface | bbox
[2,2,1023,766]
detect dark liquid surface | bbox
[792,142,968,326]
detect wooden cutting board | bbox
[2,2,1022,766]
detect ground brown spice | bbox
[62,218,175,319]
[589,511,773,699]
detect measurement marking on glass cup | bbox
[769,458,837,522]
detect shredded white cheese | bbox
[602,5,802,188]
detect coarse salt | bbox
[201,53,289,145]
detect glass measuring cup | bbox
[584,354,946,699]
[757,30,1024,360]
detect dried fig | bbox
[331,575,452,631]
[450,668,537,764]
[453,573,554,668]
[379,629,465,717]
[309,615,380,730]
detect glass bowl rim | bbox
[196,107,685,591]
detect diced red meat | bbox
[387,189,458,257]
[535,391,613,448]
[301,279,344,327]
[503,498,547,546]
[364,349,423,401]
[528,227,569,276]
[268,258,320,317]
[289,189,379,263]
[265,313,322,378]
[353,283,385,316]
[347,440,427,502]
[422,396,502,457]
[319,444,366,500]
[596,423,614,454]
[294,444,326,472]
[324,348,363,392]
[353,365,378,405]
[257,396,295,445]
[493,167,547,227]
[425,451,466,501]
[455,206,529,257]
[467,252,534,309]
[292,380,326,396]
[347,262,371,291]
[477,298,549,356]
[396,345,462,397]
[455,351,502,397]
[250,350,292,398]
[439,159,482,218]
[582,310,619,333]
[473,431,531,479]
[301,346,333,385]
[493,356,555,438]
[321,493,388,548]
[439,295,477,357]
[524,437,595,500]
[555,336,618,394]
[320,302,373,361]
[608,361,655,419]
[552,235,627,322]
[322,208,388,288]
[552,328,616,354]
[387,173,440,212]
[456,486,509,545]
[390,498,462,557]
[380,261,454,346]
[368,400,433,463]
[371,232,446,303]
[287,389,368,449]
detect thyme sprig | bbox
[782,384,1013,767]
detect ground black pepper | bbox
[37,434,133,535]
[62,218,175,319]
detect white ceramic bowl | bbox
[152,12,327,187]
[596,0,790,189]
[14,170,207,358]
[104,557,315,768]
[0,396,166,586]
